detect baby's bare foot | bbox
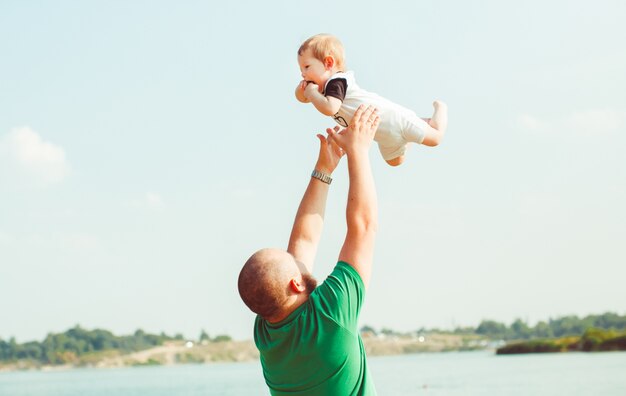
[433,100,447,111]
[430,100,448,133]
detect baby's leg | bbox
[429,100,448,132]
[385,156,405,167]
[421,100,447,147]
[378,142,407,167]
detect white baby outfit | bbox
[324,71,428,161]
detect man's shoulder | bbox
[319,261,364,291]
[334,260,363,280]
[310,261,366,317]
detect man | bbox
[238,105,380,395]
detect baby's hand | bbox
[297,80,308,93]
[295,80,312,103]
[304,82,320,99]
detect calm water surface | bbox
[1,351,625,395]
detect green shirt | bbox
[254,261,376,395]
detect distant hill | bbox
[0,325,231,369]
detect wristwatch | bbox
[311,169,332,185]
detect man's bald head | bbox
[238,248,307,319]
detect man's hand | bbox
[328,105,380,157]
[315,126,344,174]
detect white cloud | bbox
[145,192,164,210]
[59,233,102,252]
[563,109,625,136]
[516,114,545,132]
[130,192,165,211]
[516,109,625,137]
[0,126,71,185]
[0,231,15,245]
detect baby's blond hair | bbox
[298,34,345,70]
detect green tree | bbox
[510,319,532,339]
[550,315,586,337]
[380,328,395,336]
[199,330,210,342]
[16,342,43,360]
[360,325,377,335]
[476,320,508,339]
[1,327,174,365]
[533,321,554,338]
[212,335,232,342]
[0,338,9,360]
[591,312,626,330]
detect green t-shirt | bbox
[254,261,376,396]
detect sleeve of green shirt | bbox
[314,261,366,332]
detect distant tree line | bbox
[472,312,626,340]
[0,326,231,365]
[198,329,232,343]
[361,312,626,341]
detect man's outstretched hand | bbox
[328,105,380,157]
[315,126,345,175]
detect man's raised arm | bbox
[287,127,344,274]
[328,105,380,289]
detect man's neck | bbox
[266,293,310,323]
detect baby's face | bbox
[298,49,333,87]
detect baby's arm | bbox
[304,83,342,116]
[295,80,310,103]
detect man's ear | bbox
[323,56,335,69]
[289,278,306,293]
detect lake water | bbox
[1,351,625,395]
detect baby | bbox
[296,33,447,166]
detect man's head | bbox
[238,248,318,321]
[298,33,345,87]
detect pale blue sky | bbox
[1,1,625,342]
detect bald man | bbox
[238,105,380,395]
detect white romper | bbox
[324,71,428,161]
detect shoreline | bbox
[8,330,623,373]
[0,334,486,373]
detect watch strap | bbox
[311,169,332,184]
